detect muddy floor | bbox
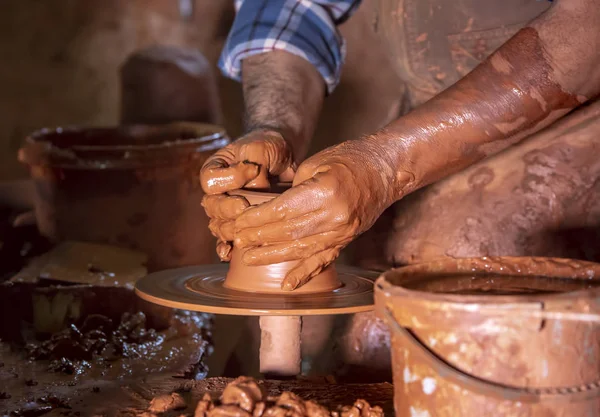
[0,307,212,416]
[0,195,393,416]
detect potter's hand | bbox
[233,139,400,290]
[200,130,296,261]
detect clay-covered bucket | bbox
[375,256,600,416]
[19,123,229,271]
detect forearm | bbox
[373,0,600,201]
[241,51,325,162]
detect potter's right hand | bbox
[199,129,296,261]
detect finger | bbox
[235,210,330,249]
[202,194,250,221]
[219,221,235,242]
[241,231,343,265]
[216,240,232,262]
[200,160,260,194]
[207,219,223,239]
[281,248,340,291]
[245,167,270,189]
[278,164,296,183]
[292,157,330,186]
[208,219,235,242]
[235,178,323,230]
[236,133,294,177]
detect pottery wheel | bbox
[135,264,378,316]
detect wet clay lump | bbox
[224,187,341,294]
[140,376,385,417]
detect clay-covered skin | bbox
[229,0,600,289]
[199,50,325,265]
[234,140,395,291]
[141,376,384,417]
[387,99,600,266]
[200,130,296,262]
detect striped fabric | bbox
[219,0,361,94]
[219,0,553,94]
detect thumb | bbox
[291,159,330,187]
[278,164,297,183]
[200,160,260,194]
[245,167,271,189]
[281,249,339,291]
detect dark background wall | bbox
[0,0,403,180]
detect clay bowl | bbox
[224,187,341,294]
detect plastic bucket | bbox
[19,122,229,271]
[375,256,600,416]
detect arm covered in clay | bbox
[234,0,600,290]
[377,0,600,195]
[200,0,362,260]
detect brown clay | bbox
[200,131,296,196]
[225,248,340,294]
[224,187,341,294]
[382,98,600,267]
[135,264,376,316]
[345,99,600,274]
[19,123,229,272]
[200,130,297,266]
[231,25,591,275]
[375,256,600,416]
[0,304,211,416]
[378,27,586,195]
[209,1,600,291]
[136,186,377,376]
[208,188,345,376]
[142,376,386,417]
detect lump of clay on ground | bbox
[266,391,330,417]
[221,376,266,413]
[148,392,187,413]
[150,377,384,417]
[335,399,383,417]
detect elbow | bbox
[533,0,600,99]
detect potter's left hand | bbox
[234,139,402,290]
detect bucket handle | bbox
[383,306,600,404]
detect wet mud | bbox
[138,377,388,417]
[0,307,212,416]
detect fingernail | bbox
[281,277,298,291]
[240,162,260,178]
[217,242,231,261]
[241,251,255,265]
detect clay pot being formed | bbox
[224,187,342,294]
